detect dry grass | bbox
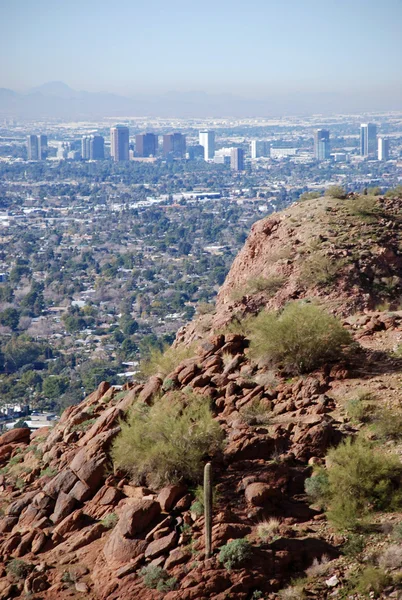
[305,554,331,578]
[257,517,280,541]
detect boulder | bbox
[118,499,161,537]
[50,491,76,525]
[0,427,30,446]
[42,468,78,499]
[138,376,162,405]
[245,482,275,507]
[69,448,108,489]
[145,530,177,559]
[103,527,147,568]
[157,484,187,512]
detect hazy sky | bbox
[1,0,402,97]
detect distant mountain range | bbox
[0,81,401,119]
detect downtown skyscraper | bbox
[199,130,215,160]
[27,134,47,160]
[314,129,330,160]
[360,123,377,157]
[135,133,158,157]
[110,125,130,161]
[163,133,186,158]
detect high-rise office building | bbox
[27,134,47,160]
[378,137,390,161]
[187,145,205,160]
[135,133,158,157]
[199,130,215,160]
[163,133,186,158]
[81,136,91,160]
[230,148,245,171]
[27,135,39,160]
[314,129,330,160]
[110,125,130,161]
[90,135,105,160]
[38,135,48,160]
[360,123,377,157]
[251,140,269,159]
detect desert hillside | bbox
[0,193,401,600]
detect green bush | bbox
[313,437,402,529]
[248,303,352,374]
[325,185,346,199]
[101,512,118,529]
[6,559,34,579]
[342,534,365,557]
[111,391,223,486]
[240,399,272,426]
[139,565,177,591]
[345,390,377,424]
[218,539,252,570]
[246,275,285,296]
[373,408,402,441]
[393,522,402,541]
[304,469,329,504]
[139,343,196,379]
[300,254,345,287]
[352,566,391,596]
[346,196,380,221]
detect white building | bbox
[270,147,298,159]
[378,137,390,161]
[199,130,215,160]
[360,123,377,157]
[251,140,269,159]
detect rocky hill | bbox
[0,193,401,600]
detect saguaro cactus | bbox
[204,461,213,559]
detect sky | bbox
[0,0,402,99]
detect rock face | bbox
[0,196,401,600]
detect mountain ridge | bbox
[0,193,401,599]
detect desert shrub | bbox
[246,275,286,296]
[393,522,402,541]
[101,512,118,529]
[40,467,57,477]
[323,437,402,529]
[218,538,252,570]
[248,303,352,374]
[346,196,380,220]
[111,391,223,486]
[300,254,345,287]
[196,302,215,315]
[139,343,196,379]
[71,418,96,433]
[257,517,280,542]
[351,566,391,595]
[343,534,365,557]
[299,191,321,202]
[325,185,346,199]
[140,565,176,591]
[373,408,402,441]
[345,390,377,424]
[6,559,34,579]
[240,399,272,426]
[304,469,329,504]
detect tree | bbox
[42,376,68,399]
[119,314,139,336]
[0,307,20,331]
